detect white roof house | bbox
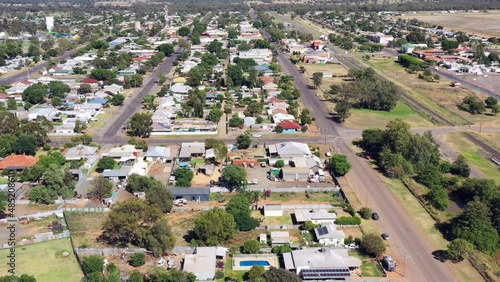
[106,144,140,163]
[294,209,337,225]
[314,224,345,246]
[170,83,192,95]
[103,84,123,94]
[179,142,205,159]
[269,142,312,158]
[183,247,227,281]
[64,145,99,160]
[272,113,296,124]
[283,248,362,279]
[144,146,171,162]
[28,107,57,121]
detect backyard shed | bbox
[264,204,284,217]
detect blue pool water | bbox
[239,260,270,267]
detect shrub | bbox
[128,252,146,267]
[81,255,104,274]
[359,207,372,219]
[215,270,225,279]
[335,216,362,225]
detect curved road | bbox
[255,9,458,282]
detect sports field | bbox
[0,238,83,282]
[395,11,500,38]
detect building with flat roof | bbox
[294,209,337,225]
[169,187,210,202]
[270,231,291,246]
[183,247,227,280]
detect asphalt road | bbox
[0,43,93,85]
[99,48,182,143]
[262,11,458,282]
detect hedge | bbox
[335,216,362,225]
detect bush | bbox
[302,220,318,231]
[243,239,261,254]
[275,160,285,168]
[335,216,362,225]
[344,205,356,216]
[329,154,352,176]
[360,233,386,257]
[215,270,225,279]
[81,255,104,274]
[359,207,372,219]
[128,252,146,267]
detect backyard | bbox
[0,238,83,282]
[65,211,108,248]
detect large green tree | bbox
[204,138,228,163]
[22,83,49,104]
[128,112,153,138]
[194,207,236,245]
[329,154,352,176]
[360,233,386,257]
[88,176,113,205]
[221,165,247,191]
[48,81,70,98]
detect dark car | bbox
[372,212,379,220]
[382,233,390,240]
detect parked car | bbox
[382,256,396,271]
[252,133,262,138]
[382,233,390,240]
[372,212,379,220]
[157,258,166,266]
[260,162,267,167]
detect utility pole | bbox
[403,251,420,277]
[479,115,483,133]
[324,128,327,145]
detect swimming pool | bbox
[239,260,271,267]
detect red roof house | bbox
[0,155,40,171]
[82,78,99,84]
[278,120,301,131]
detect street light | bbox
[403,250,420,277]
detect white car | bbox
[157,258,166,266]
[252,133,262,138]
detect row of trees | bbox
[459,96,499,115]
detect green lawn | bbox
[65,212,108,248]
[0,239,83,282]
[461,150,500,185]
[0,177,8,185]
[190,158,206,167]
[224,257,247,282]
[345,103,434,129]
[361,261,385,277]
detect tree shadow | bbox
[432,250,448,263]
[183,230,197,244]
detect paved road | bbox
[0,43,93,85]
[263,11,458,282]
[99,48,182,144]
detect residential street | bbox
[252,9,459,282]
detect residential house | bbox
[63,145,99,160]
[278,120,301,132]
[0,182,29,200]
[283,248,362,280]
[311,40,325,50]
[106,144,141,166]
[101,166,133,182]
[294,209,337,225]
[280,167,311,181]
[301,50,330,64]
[28,107,57,121]
[103,84,123,95]
[237,49,273,64]
[314,224,345,246]
[270,231,291,246]
[268,142,311,158]
[54,119,77,134]
[272,113,295,124]
[183,247,228,280]
[144,146,172,163]
[178,142,205,167]
[169,187,210,201]
[0,155,40,172]
[170,83,192,99]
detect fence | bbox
[209,186,341,193]
[0,207,110,225]
[74,248,147,256]
[257,224,301,230]
[0,230,70,249]
[172,246,195,254]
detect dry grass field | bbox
[395,11,500,37]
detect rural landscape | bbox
[0,0,499,282]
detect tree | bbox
[129,272,143,282]
[335,100,351,122]
[272,245,292,257]
[359,207,372,219]
[96,157,116,173]
[360,233,386,257]
[13,135,37,155]
[207,108,223,122]
[221,165,247,191]
[428,186,449,211]
[450,201,499,254]
[157,44,175,57]
[7,98,17,110]
[173,168,194,187]
[459,96,486,114]
[48,81,70,98]
[236,134,251,149]
[0,274,36,282]
[129,253,146,267]
[484,97,498,108]
[312,72,323,88]
[78,83,92,95]
[0,111,19,134]
[128,112,153,138]
[447,239,474,262]
[228,115,244,127]
[415,165,442,189]
[300,108,312,125]
[51,96,63,108]
[205,138,228,163]
[178,26,191,36]
[450,155,470,177]
[90,69,116,81]
[147,268,196,282]
[88,176,113,205]
[275,160,285,168]
[329,154,352,176]
[110,94,125,106]
[145,218,176,255]
[261,267,301,282]
[22,83,48,104]
[194,208,236,245]
[81,255,104,275]
[456,178,498,204]
[243,239,261,254]
[28,44,41,58]
[247,265,266,280]
[146,185,174,213]
[101,198,166,248]
[29,187,57,204]
[73,120,87,133]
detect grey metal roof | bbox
[169,187,210,195]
